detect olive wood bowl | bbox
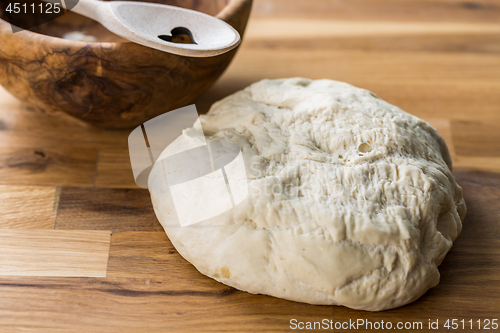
[0,0,252,128]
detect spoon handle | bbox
[40,0,105,21]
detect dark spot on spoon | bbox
[159,27,196,44]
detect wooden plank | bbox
[108,231,181,261]
[0,276,333,332]
[0,146,98,187]
[251,0,500,23]
[454,157,500,173]
[55,187,162,231]
[244,33,500,54]
[334,297,500,332]
[246,20,500,40]
[370,82,500,124]
[454,169,500,240]
[95,147,140,189]
[227,48,500,82]
[0,87,129,149]
[107,231,184,278]
[0,230,111,277]
[0,186,57,229]
[106,236,335,331]
[196,77,500,126]
[202,51,500,123]
[452,120,500,157]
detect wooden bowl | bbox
[0,0,252,129]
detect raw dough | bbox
[149,78,466,311]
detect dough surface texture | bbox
[149,78,466,311]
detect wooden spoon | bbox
[48,0,241,57]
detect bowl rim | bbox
[0,0,250,50]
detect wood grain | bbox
[109,231,179,258]
[454,156,500,173]
[0,230,111,277]
[0,91,130,149]
[223,49,500,84]
[0,145,97,187]
[0,186,57,229]
[107,231,184,278]
[247,20,500,39]
[251,0,500,23]
[0,0,499,331]
[452,120,500,157]
[95,147,139,188]
[0,276,333,332]
[198,56,500,124]
[245,33,500,55]
[55,187,162,231]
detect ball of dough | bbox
[149,78,466,311]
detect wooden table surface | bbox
[1,0,500,332]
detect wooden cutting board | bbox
[1,0,499,331]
